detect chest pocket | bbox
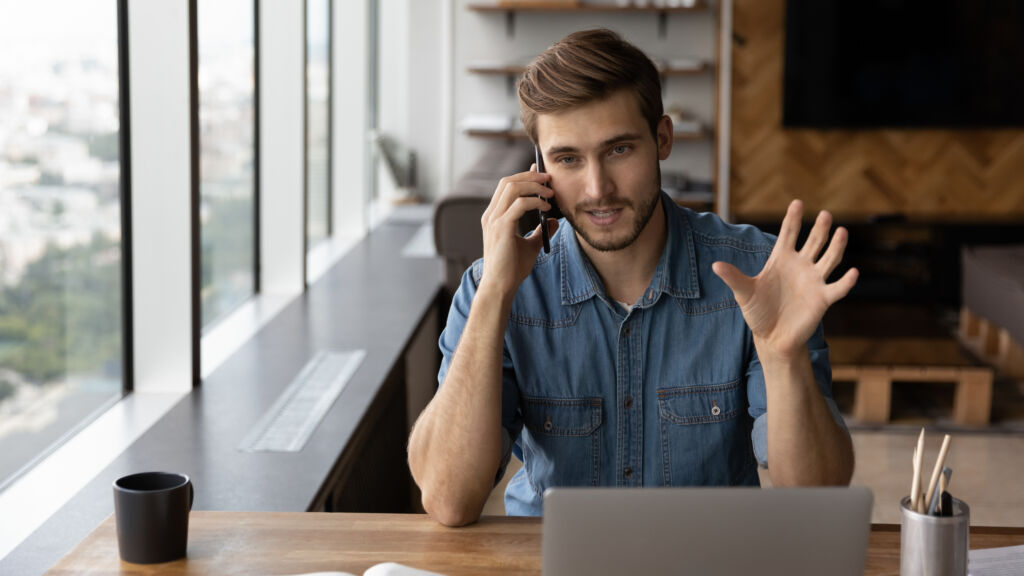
[656,379,756,486]
[519,396,603,495]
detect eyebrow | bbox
[545,132,644,156]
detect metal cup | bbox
[900,495,969,576]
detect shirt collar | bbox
[559,191,701,307]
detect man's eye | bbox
[612,145,630,155]
[557,156,577,165]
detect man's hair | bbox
[518,28,663,144]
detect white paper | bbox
[968,544,1024,576]
[289,564,445,576]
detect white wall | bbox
[450,1,717,187]
[376,0,446,201]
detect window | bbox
[306,0,331,249]
[0,0,126,487]
[198,0,257,328]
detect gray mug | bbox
[113,472,194,564]
[900,495,969,576]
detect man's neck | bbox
[578,197,667,307]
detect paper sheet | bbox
[968,544,1024,576]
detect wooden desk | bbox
[48,512,1024,575]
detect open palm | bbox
[712,200,859,358]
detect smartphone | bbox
[534,146,551,254]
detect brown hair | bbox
[518,29,663,144]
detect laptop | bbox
[542,486,873,576]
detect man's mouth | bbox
[583,207,624,226]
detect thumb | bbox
[712,261,753,302]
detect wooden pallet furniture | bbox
[825,303,994,427]
[960,306,1024,379]
[959,245,1024,379]
[830,336,994,427]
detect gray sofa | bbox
[433,142,562,294]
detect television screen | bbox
[783,0,1024,128]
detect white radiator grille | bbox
[239,350,366,453]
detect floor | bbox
[483,430,1024,527]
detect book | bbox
[294,563,446,576]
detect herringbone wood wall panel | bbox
[731,0,1024,221]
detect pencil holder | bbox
[900,495,969,576]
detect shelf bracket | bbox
[506,11,515,39]
[658,11,668,39]
[507,74,516,96]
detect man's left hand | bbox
[712,199,858,360]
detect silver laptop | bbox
[542,486,873,576]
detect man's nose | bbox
[583,161,614,200]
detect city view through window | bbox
[199,0,257,328]
[307,0,331,248]
[0,0,124,487]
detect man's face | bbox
[536,89,673,252]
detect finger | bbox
[494,178,554,220]
[483,171,552,223]
[501,196,551,227]
[825,267,859,305]
[800,210,833,262]
[524,222,545,246]
[712,261,755,303]
[776,199,804,252]
[816,226,849,277]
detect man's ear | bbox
[657,114,674,161]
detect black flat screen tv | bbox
[783,0,1024,128]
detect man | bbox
[408,29,857,527]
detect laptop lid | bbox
[542,486,873,576]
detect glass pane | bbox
[307,0,331,247]
[0,0,124,486]
[199,0,256,327]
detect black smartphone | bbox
[534,146,551,254]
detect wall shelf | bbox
[464,128,709,141]
[467,62,710,77]
[467,3,706,13]
[467,2,707,38]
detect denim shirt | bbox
[437,192,848,516]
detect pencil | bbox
[923,434,952,516]
[911,428,925,513]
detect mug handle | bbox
[188,481,194,511]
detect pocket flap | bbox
[522,396,603,436]
[657,379,741,425]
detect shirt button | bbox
[624,326,631,337]
[624,467,633,479]
[624,395,633,408]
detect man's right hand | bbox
[479,165,559,297]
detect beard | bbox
[562,166,662,253]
